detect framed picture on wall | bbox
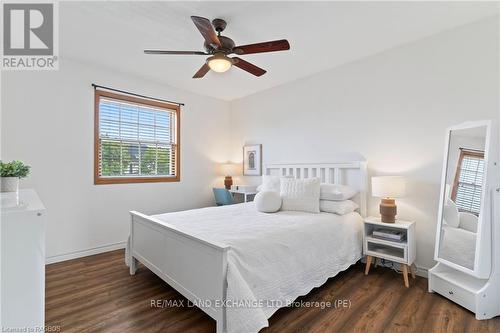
[243,144,262,176]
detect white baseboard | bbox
[45,241,126,265]
[361,257,430,279]
[415,265,429,278]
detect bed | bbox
[126,162,368,333]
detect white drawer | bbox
[430,272,475,312]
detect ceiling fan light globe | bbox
[207,54,232,73]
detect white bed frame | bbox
[128,162,367,333]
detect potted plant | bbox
[0,160,30,193]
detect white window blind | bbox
[455,152,484,215]
[98,97,177,178]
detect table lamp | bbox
[371,176,406,223]
[220,163,237,189]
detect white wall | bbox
[1,58,230,261]
[1,15,497,270]
[228,17,499,270]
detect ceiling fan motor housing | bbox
[204,36,235,54]
[212,18,227,33]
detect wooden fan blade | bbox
[232,57,266,77]
[233,39,290,55]
[193,63,210,78]
[144,50,207,55]
[191,16,221,48]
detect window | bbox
[94,90,180,184]
[451,149,484,215]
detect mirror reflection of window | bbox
[438,125,487,271]
[451,149,484,216]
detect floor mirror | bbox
[429,120,499,320]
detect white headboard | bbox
[265,162,368,217]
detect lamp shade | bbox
[220,163,238,176]
[372,176,406,198]
[207,54,232,73]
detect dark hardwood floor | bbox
[46,250,500,333]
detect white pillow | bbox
[458,212,478,233]
[255,191,282,213]
[320,200,359,215]
[257,175,292,192]
[320,184,357,201]
[443,198,460,228]
[280,177,320,213]
[257,175,280,192]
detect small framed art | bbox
[243,144,262,176]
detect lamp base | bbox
[380,198,397,223]
[224,176,233,190]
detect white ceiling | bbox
[61,1,498,101]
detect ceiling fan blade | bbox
[144,50,208,55]
[193,63,210,79]
[233,39,290,55]
[232,57,266,77]
[191,16,221,48]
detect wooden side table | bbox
[363,216,416,287]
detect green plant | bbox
[0,160,30,178]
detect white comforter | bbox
[150,203,363,333]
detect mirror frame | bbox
[434,120,493,278]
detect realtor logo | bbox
[2,2,58,70]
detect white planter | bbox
[1,177,19,193]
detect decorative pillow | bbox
[256,175,281,192]
[320,184,357,201]
[257,175,292,192]
[280,177,321,213]
[443,198,460,228]
[255,191,282,213]
[319,200,359,215]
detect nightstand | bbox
[229,190,257,203]
[363,216,416,287]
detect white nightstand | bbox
[363,216,416,287]
[229,190,257,203]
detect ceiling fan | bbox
[144,16,290,78]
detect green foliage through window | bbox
[98,97,176,178]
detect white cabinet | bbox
[1,189,46,329]
[363,216,416,287]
